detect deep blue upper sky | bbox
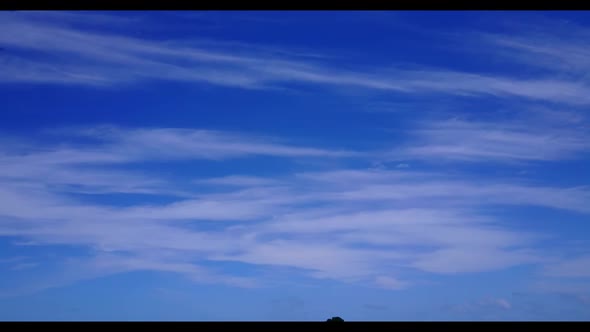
[1,11,590,321]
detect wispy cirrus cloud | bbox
[0,126,356,197]
[42,126,358,161]
[8,262,38,271]
[394,113,590,164]
[542,255,590,278]
[2,12,590,105]
[294,168,590,214]
[478,18,590,75]
[446,297,513,319]
[374,276,409,290]
[195,175,283,187]
[2,125,589,295]
[2,12,590,305]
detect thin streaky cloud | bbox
[473,17,590,75]
[195,175,283,187]
[542,255,590,278]
[2,12,590,105]
[1,12,590,320]
[396,117,590,163]
[1,125,583,292]
[1,126,359,167]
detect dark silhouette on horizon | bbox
[326,316,344,322]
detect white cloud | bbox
[542,255,590,278]
[2,12,590,105]
[495,298,512,309]
[195,175,283,187]
[374,276,409,290]
[2,124,588,295]
[2,125,584,295]
[396,116,590,163]
[448,297,513,315]
[0,256,29,264]
[50,126,358,161]
[412,248,540,274]
[0,253,257,298]
[0,126,357,199]
[293,169,590,214]
[9,262,39,271]
[1,12,590,296]
[480,20,590,75]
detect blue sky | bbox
[1,10,590,321]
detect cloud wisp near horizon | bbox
[1,11,590,320]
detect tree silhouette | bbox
[326,316,344,322]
